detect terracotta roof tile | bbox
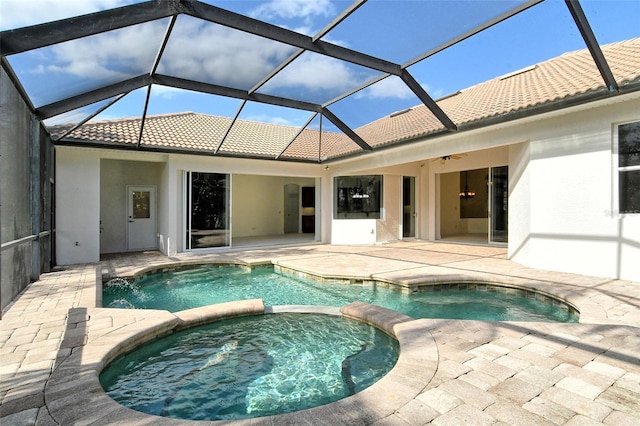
[218,120,299,157]
[354,38,640,142]
[280,128,358,161]
[56,38,640,161]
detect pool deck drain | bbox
[2,241,640,425]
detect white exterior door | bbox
[127,186,157,251]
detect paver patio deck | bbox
[1,241,639,425]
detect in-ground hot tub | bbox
[45,300,439,425]
[100,310,399,421]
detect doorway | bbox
[127,185,157,251]
[490,166,508,243]
[185,172,230,250]
[284,184,300,233]
[437,166,508,244]
[403,176,416,238]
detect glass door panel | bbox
[490,166,508,243]
[186,171,230,249]
[403,176,416,238]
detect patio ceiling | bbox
[0,0,637,163]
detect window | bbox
[617,121,640,214]
[131,191,151,219]
[334,175,382,219]
[301,186,315,207]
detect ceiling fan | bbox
[433,153,468,165]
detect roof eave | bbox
[53,138,324,164]
[456,82,640,133]
[322,82,640,163]
[53,79,640,163]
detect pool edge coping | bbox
[104,259,587,323]
[45,301,438,425]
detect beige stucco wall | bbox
[57,148,168,263]
[438,172,460,238]
[324,92,640,280]
[376,175,402,242]
[56,148,101,265]
[54,93,640,281]
[330,166,420,244]
[100,159,164,254]
[510,97,640,280]
[156,154,322,253]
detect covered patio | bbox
[2,241,639,424]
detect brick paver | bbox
[1,241,639,425]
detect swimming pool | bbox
[100,313,399,421]
[103,265,578,322]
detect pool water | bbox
[103,266,578,322]
[100,313,399,421]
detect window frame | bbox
[613,120,640,216]
[333,175,383,219]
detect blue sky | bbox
[1,0,639,131]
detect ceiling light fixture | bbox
[459,171,476,200]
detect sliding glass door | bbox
[185,171,230,250]
[403,176,416,238]
[489,166,508,243]
[437,166,508,244]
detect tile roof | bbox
[356,38,640,148]
[56,38,640,162]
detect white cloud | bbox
[9,2,374,107]
[27,19,163,82]
[30,64,47,75]
[158,18,295,89]
[356,76,414,100]
[288,25,315,37]
[0,0,127,30]
[261,53,369,95]
[245,114,294,126]
[356,75,444,101]
[431,87,445,99]
[250,0,335,21]
[249,0,344,38]
[150,85,183,100]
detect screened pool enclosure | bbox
[1,0,636,163]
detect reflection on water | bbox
[103,266,578,323]
[100,314,398,421]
